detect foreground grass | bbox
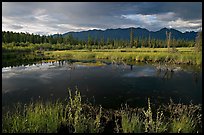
[2,89,202,133]
[44,47,202,66]
[73,61,106,67]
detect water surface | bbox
[2,61,202,109]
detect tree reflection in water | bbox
[192,71,199,87]
[156,68,174,80]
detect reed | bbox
[2,89,202,133]
[44,48,201,65]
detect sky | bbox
[2,2,202,35]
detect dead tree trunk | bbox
[166,31,171,52]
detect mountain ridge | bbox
[56,27,198,41]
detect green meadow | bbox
[44,47,202,65]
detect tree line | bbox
[2,31,201,50]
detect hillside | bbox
[61,27,197,41]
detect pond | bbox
[2,60,202,109]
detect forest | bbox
[2,30,202,68]
[2,31,198,50]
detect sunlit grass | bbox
[73,61,106,67]
[44,47,202,65]
[116,105,144,133]
[92,47,195,52]
[165,99,202,133]
[2,89,103,133]
[2,89,202,133]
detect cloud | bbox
[168,19,202,32]
[121,12,202,32]
[10,25,24,29]
[2,2,202,35]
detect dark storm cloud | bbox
[124,2,202,20]
[2,2,202,35]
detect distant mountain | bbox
[60,27,197,41]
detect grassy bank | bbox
[44,47,202,66]
[2,47,201,67]
[2,89,202,133]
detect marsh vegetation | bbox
[2,31,202,133]
[2,31,202,67]
[2,89,202,133]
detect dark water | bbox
[2,61,202,109]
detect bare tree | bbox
[130,27,134,48]
[171,38,177,52]
[195,31,202,52]
[166,31,171,52]
[148,34,151,48]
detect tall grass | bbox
[117,105,144,133]
[2,89,103,133]
[165,99,202,133]
[115,99,167,133]
[115,98,201,133]
[2,101,63,133]
[143,98,168,133]
[2,90,202,133]
[44,48,202,65]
